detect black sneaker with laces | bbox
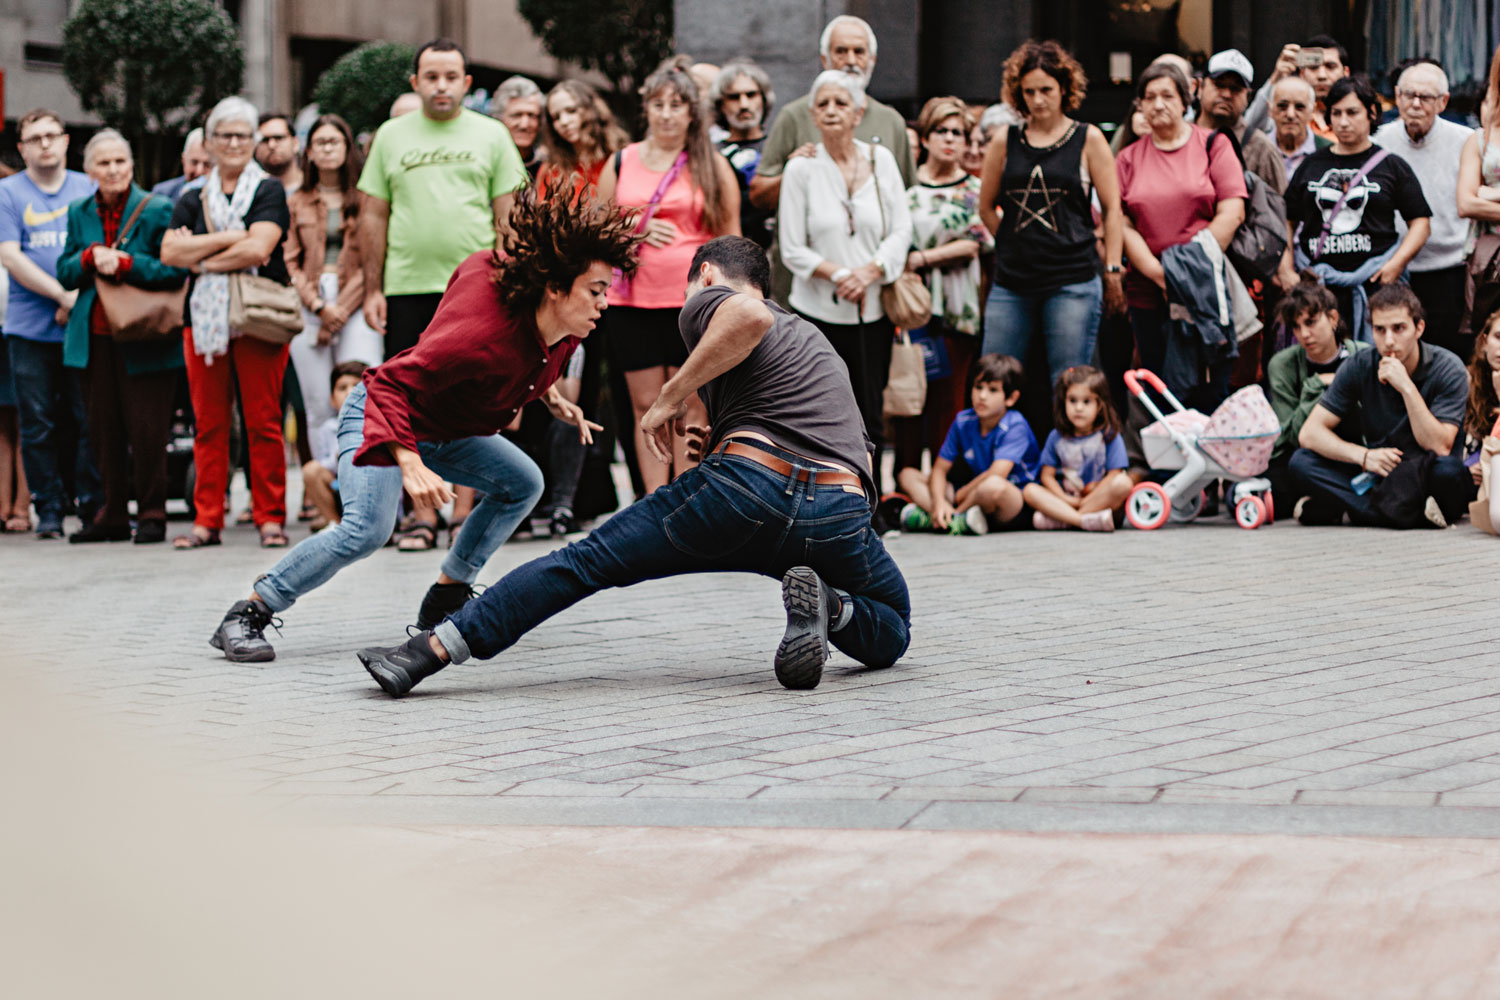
[357,631,448,698]
[209,599,280,663]
[549,507,579,537]
[774,566,837,690]
[416,581,478,630]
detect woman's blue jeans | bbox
[253,383,543,613]
[434,445,912,670]
[982,276,1103,379]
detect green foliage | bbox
[62,0,244,142]
[518,0,673,97]
[312,42,418,138]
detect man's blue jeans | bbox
[6,335,100,517]
[434,444,912,669]
[982,276,1102,379]
[1288,447,1470,525]
[253,383,543,612]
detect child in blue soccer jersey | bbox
[896,353,1040,534]
[1023,365,1132,531]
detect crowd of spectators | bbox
[6,20,1500,548]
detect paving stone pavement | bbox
[10,500,1500,836]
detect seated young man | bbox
[1289,284,1471,527]
[1265,276,1367,517]
[895,353,1040,535]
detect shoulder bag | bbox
[1461,128,1500,341]
[868,143,932,330]
[95,196,188,342]
[204,187,304,344]
[882,328,927,418]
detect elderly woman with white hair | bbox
[55,129,188,544]
[161,95,293,549]
[778,69,912,451]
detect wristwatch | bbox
[1104,264,1124,274]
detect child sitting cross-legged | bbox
[301,361,368,532]
[896,353,1040,535]
[1022,365,1132,532]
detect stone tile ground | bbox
[9,502,1500,835]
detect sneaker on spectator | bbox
[899,502,932,532]
[549,507,579,537]
[1080,509,1115,532]
[1423,496,1448,528]
[1294,495,1342,526]
[1033,510,1067,530]
[947,507,989,535]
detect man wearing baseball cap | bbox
[1199,49,1287,194]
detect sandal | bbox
[447,518,465,549]
[259,525,289,548]
[396,522,438,551]
[297,501,317,523]
[235,507,254,526]
[4,513,31,533]
[173,527,222,549]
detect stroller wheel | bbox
[1170,488,1206,523]
[1263,492,1274,524]
[1235,495,1267,530]
[1126,482,1171,530]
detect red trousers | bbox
[183,330,288,530]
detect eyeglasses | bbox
[213,131,255,145]
[310,137,345,149]
[20,132,66,147]
[929,126,966,139]
[1396,89,1443,105]
[721,90,762,102]
[259,133,294,144]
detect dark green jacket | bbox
[1267,338,1368,463]
[57,184,187,375]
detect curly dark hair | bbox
[1466,309,1500,441]
[491,186,642,314]
[1002,40,1087,116]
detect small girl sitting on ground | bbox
[1023,365,1131,532]
[897,353,1040,535]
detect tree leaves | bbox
[310,42,417,139]
[516,0,673,97]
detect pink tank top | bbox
[608,143,711,309]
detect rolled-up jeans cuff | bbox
[439,550,481,584]
[832,587,853,631]
[252,576,294,614]
[433,619,473,664]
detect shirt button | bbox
[528,384,534,390]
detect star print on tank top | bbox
[1007,164,1061,232]
[990,120,1098,292]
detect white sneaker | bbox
[1424,496,1448,528]
[962,506,990,535]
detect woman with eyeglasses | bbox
[778,70,912,456]
[283,114,382,441]
[892,97,994,475]
[161,95,293,550]
[979,40,1123,382]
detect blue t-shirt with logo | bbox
[0,170,96,342]
[937,408,1040,485]
[1039,429,1128,495]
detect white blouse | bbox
[778,140,913,325]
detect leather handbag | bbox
[204,193,304,344]
[94,195,187,342]
[868,144,932,330]
[882,328,927,418]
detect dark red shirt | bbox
[84,193,134,340]
[355,251,580,467]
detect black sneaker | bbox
[69,521,131,543]
[209,599,280,663]
[357,631,448,698]
[133,520,167,545]
[549,507,579,537]
[774,566,835,690]
[415,581,479,630]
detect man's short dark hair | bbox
[972,353,1024,397]
[689,236,771,297]
[414,38,466,76]
[1306,35,1351,71]
[330,361,369,389]
[258,112,291,129]
[1369,284,1426,325]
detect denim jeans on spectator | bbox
[6,335,100,518]
[433,443,912,669]
[1287,448,1471,526]
[253,383,544,613]
[982,276,1102,378]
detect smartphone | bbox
[1297,47,1324,69]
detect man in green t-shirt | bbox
[747,15,916,305]
[359,38,528,357]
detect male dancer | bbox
[207,192,640,662]
[357,235,912,696]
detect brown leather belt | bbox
[716,441,864,494]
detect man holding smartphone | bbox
[1245,35,1352,140]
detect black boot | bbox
[69,521,131,543]
[209,599,279,663]
[357,631,447,698]
[415,581,478,630]
[774,566,837,690]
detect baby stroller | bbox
[1123,368,1280,530]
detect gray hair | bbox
[819,15,877,60]
[1398,61,1449,96]
[181,126,204,157]
[710,60,775,118]
[1272,74,1317,106]
[82,128,131,170]
[978,102,1022,136]
[808,70,867,112]
[204,95,259,142]
[489,75,542,116]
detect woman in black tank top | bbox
[978,40,1124,381]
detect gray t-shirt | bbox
[1318,341,1467,451]
[679,285,875,497]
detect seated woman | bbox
[1463,309,1500,531]
[1265,274,1368,519]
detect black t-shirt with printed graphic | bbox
[1285,146,1431,274]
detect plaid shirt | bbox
[83,193,134,339]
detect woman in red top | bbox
[204,190,641,664]
[598,58,740,492]
[536,80,628,203]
